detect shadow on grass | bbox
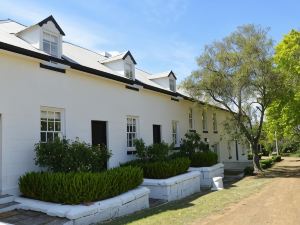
[103,176,244,225]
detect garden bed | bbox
[189,163,224,188]
[141,171,201,201]
[15,187,150,225]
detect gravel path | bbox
[195,157,300,225]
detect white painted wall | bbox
[0,51,248,194]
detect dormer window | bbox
[125,62,134,80]
[43,32,58,57]
[169,79,176,92]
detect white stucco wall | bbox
[0,51,248,194]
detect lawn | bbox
[103,176,271,225]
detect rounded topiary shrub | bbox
[190,151,218,167]
[122,157,190,179]
[19,166,143,204]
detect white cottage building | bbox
[0,16,250,195]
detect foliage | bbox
[179,132,210,157]
[265,29,300,151]
[190,151,218,167]
[244,166,254,176]
[260,158,274,169]
[19,166,143,204]
[34,138,111,172]
[134,139,173,162]
[181,24,284,172]
[121,157,190,179]
[272,155,282,162]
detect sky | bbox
[1,0,300,81]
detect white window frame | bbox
[213,112,218,132]
[124,62,135,80]
[40,107,65,143]
[42,31,59,57]
[169,79,176,92]
[126,116,139,148]
[202,111,208,132]
[172,120,179,147]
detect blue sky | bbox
[1,0,300,81]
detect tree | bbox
[265,30,300,143]
[182,25,283,172]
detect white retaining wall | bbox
[189,163,224,188]
[15,187,150,225]
[141,171,201,202]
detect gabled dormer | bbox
[100,51,137,80]
[149,70,177,92]
[17,15,65,58]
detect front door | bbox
[153,124,161,144]
[91,120,107,146]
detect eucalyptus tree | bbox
[182,25,283,172]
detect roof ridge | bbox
[0,19,27,28]
[136,67,153,76]
[63,41,106,58]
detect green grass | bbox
[102,177,271,225]
[288,151,300,157]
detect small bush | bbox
[35,138,111,172]
[122,157,190,179]
[244,166,254,176]
[260,158,274,169]
[190,151,218,167]
[180,132,209,157]
[19,166,143,204]
[272,155,282,162]
[134,139,172,161]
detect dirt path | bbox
[194,157,300,225]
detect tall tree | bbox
[182,25,283,172]
[265,30,300,142]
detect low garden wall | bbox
[189,163,224,189]
[16,187,150,225]
[141,171,201,201]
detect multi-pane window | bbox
[43,32,59,57]
[213,112,218,132]
[169,79,176,92]
[127,117,138,148]
[172,121,179,146]
[202,111,208,131]
[189,108,193,130]
[125,63,134,80]
[40,109,62,142]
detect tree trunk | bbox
[251,143,262,173]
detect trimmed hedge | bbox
[260,158,274,169]
[272,155,282,162]
[190,151,218,167]
[19,166,143,204]
[122,157,190,179]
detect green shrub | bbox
[19,166,143,204]
[260,158,274,169]
[134,139,172,161]
[35,138,111,172]
[190,151,218,167]
[180,132,209,157]
[244,166,254,176]
[272,155,282,162]
[122,157,190,179]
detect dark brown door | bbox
[91,121,107,146]
[153,124,161,144]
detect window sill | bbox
[189,129,196,133]
[213,131,218,134]
[203,130,208,133]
